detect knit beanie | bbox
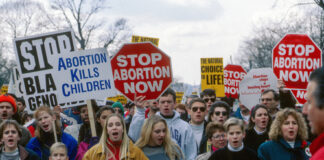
[0,95,17,113]
[112,101,124,116]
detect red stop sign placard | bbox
[224,64,246,98]
[273,34,322,90]
[111,42,173,101]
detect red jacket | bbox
[310,132,324,159]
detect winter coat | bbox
[310,132,324,160]
[258,138,310,160]
[129,108,197,160]
[26,132,78,160]
[83,140,148,160]
[0,145,40,160]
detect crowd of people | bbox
[0,68,324,160]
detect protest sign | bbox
[132,35,159,46]
[201,58,224,97]
[14,29,79,111]
[239,68,278,110]
[224,64,246,98]
[272,34,322,104]
[291,89,307,104]
[1,84,8,95]
[107,94,128,105]
[53,48,116,103]
[111,42,172,101]
[176,92,184,104]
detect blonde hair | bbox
[50,142,67,156]
[224,117,245,133]
[269,108,308,141]
[135,115,183,160]
[34,106,62,139]
[94,113,129,160]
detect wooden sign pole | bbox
[87,99,97,137]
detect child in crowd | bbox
[49,142,69,160]
[208,117,258,160]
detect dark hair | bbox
[310,68,324,109]
[208,101,230,123]
[160,88,176,102]
[21,112,33,125]
[200,89,216,98]
[0,120,22,140]
[248,104,272,130]
[125,101,135,109]
[185,95,199,105]
[261,89,279,101]
[16,97,25,106]
[206,122,225,139]
[188,98,206,109]
[96,106,115,119]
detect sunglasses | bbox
[203,98,216,103]
[192,107,206,112]
[214,111,227,116]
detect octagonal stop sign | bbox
[272,34,322,103]
[111,42,173,101]
[273,34,322,89]
[224,64,246,98]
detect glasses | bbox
[212,134,226,139]
[214,111,227,116]
[192,107,206,112]
[203,98,216,103]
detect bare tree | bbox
[235,8,323,70]
[50,0,132,51]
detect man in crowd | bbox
[260,89,279,118]
[65,104,89,141]
[188,98,207,152]
[200,89,216,114]
[129,88,197,159]
[305,68,324,159]
[0,94,31,146]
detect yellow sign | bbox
[176,92,184,104]
[1,84,8,95]
[201,58,225,97]
[192,92,198,95]
[131,35,159,46]
[107,95,128,105]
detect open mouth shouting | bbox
[1,113,8,119]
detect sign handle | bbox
[87,99,97,137]
[52,121,58,143]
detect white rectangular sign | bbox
[53,48,117,103]
[14,29,81,112]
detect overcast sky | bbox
[104,0,306,85]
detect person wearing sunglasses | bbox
[200,89,216,114]
[188,98,208,153]
[199,101,231,154]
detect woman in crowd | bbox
[83,113,148,160]
[135,115,183,160]
[196,122,227,160]
[208,118,258,160]
[244,104,272,152]
[258,108,310,160]
[200,101,230,154]
[207,101,230,124]
[0,120,40,160]
[75,106,115,160]
[26,106,77,160]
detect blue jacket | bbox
[26,132,77,160]
[258,138,310,160]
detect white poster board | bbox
[239,68,278,110]
[53,48,117,103]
